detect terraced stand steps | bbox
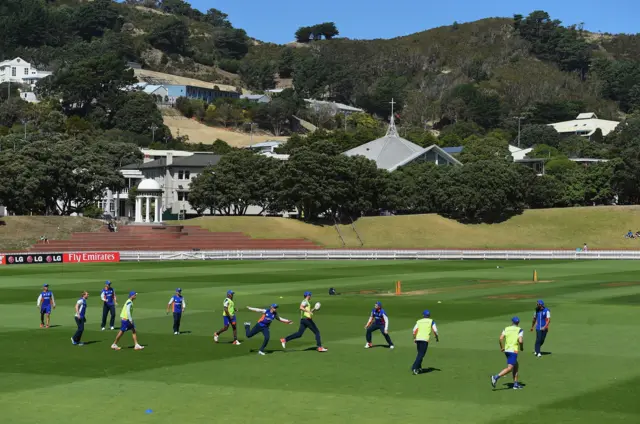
[28,225,321,252]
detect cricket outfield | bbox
[0,260,638,424]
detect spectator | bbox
[40,235,49,244]
[626,230,634,239]
[583,243,588,252]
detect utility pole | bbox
[514,116,525,148]
[149,124,159,143]
[20,119,28,145]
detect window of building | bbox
[11,67,16,76]
[178,170,184,180]
[108,201,114,212]
[184,170,190,180]
[178,192,189,201]
[24,68,29,75]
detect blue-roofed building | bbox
[442,146,463,154]
[166,85,240,104]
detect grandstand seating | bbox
[27,224,321,252]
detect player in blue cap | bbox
[111,291,144,351]
[245,304,293,355]
[167,288,186,335]
[37,283,56,328]
[281,291,328,352]
[214,290,240,345]
[100,280,117,331]
[531,299,551,357]
[491,317,524,389]
[412,310,439,374]
[364,301,394,349]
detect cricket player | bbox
[167,288,186,335]
[364,301,394,349]
[491,317,524,390]
[412,310,439,374]
[100,280,117,331]
[71,291,89,346]
[531,299,550,357]
[245,304,293,355]
[214,290,240,345]
[37,284,56,328]
[111,291,144,351]
[280,291,328,352]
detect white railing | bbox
[111,249,640,261]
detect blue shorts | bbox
[224,315,236,326]
[41,306,51,314]
[505,352,518,366]
[120,319,135,332]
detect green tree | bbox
[114,92,166,139]
[239,59,276,90]
[72,0,121,41]
[204,8,232,28]
[0,82,20,102]
[148,18,189,54]
[459,136,511,163]
[295,27,313,43]
[519,124,562,148]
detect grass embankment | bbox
[179,206,640,249]
[0,216,103,251]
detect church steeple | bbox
[386,98,398,137]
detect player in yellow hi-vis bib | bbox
[214,290,240,345]
[491,317,524,390]
[111,291,144,351]
[412,310,439,375]
[281,291,327,352]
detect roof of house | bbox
[138,153,222,169]
[549,113,620,136]
[142,85,166,94]
[240,94,269,100]
[304,99,364,113]
[248,141,284,149]
[343,117,461,171]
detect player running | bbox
[364,301,394,349]
[245,304,293,355]
[214,290,240,345]
[491,317,524,390]
[167,288,186,335]
[280,291,328,352]
[111,291,144,351]
[412,310,439,374]
[37,284,56,328]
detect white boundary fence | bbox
[107,249,640,261]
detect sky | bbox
[194,0,639,43]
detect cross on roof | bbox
[386,98,398,137]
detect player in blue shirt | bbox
[36,284,56,328]
[364,301,394,349]
[72,291,89,346]
[166,288,186,335]
[531,299,551,357]
[244,304,293,355]
[100,281,117,331]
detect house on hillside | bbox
[240,94,271,103]
[549,113,620,138]
[343,116,461,171]
[166,85,240,104]
[305,99,364,116]
[247,141,289,160]
[0,57,52,88]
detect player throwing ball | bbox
[364,301,394,349]
[214,290,240,345]
[281,291,328,352]
[245,304,293,355]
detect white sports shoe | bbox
[111,344,121,351]
[110,327,114,330]
[174,332,178,335]
[364,343,372,349]
[389,345,395,349]
[134,344,145,350]
[232,340,241,345]
[258,351,266,356]
[101,327,105,331]
[537,353,542,358]
[214,333,219,342]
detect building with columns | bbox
[134,179,163,223]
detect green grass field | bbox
[1,260,639,424]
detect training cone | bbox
[533,270,538,282]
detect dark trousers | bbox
[173,312,182,333]
[412,341,429,371]
[246,323,270,352]
[285,319,322,347]
[73,317,85,342]
[101,303,116,328]
[535,329,548,354]
[366,323,393,345]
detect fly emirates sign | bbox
[64,252,120,263]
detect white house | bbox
[240,94,271,103]
[20,92,39,103]
[343,116,461,171]
[549,113,620,138]
[304,99,364,116]
[0,57,52,87]
[509,145,533,161]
